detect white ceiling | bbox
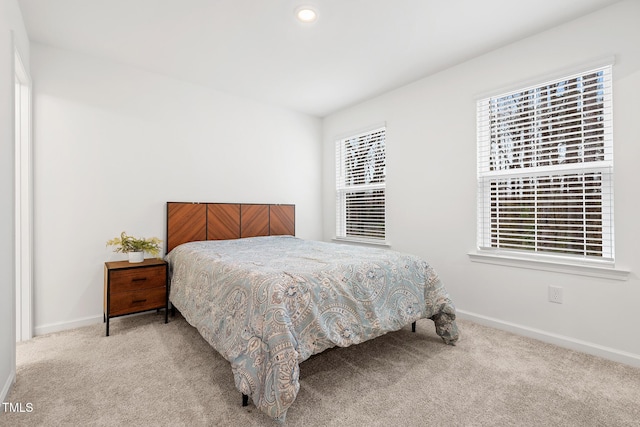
[18,0,621,117]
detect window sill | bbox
[468,250,629,281]
[332,237,390,247]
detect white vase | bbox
[128,251,144,263]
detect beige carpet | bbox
[3,313,639,426]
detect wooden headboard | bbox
[166,202,295,253]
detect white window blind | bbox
[477,65,614,261]
[336,126,386,243]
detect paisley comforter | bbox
[166,236,458,421]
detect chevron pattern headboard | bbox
[165,202,295,253]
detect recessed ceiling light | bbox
[295,6,318,23]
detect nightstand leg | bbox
[106,318,110,337]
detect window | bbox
[336,126,386,243]
[476,65,613,262]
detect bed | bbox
[164,202,459,422]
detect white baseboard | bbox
[34,315,103,336]
[1,368,15,406]
[456,309,640,368]
[30,310,640,368]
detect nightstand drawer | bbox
[109,265,166,292]
[109,287,166,316]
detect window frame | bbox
[472,63,627,277]
[335,125,387,245]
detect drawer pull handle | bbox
[132,278,147,282]
[132,299,147,304]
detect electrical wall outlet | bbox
[548,286,563,304]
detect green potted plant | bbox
[106,231,163,263]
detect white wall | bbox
[0,0,29,405]
[31,44,323,334]
[323,0,640,366]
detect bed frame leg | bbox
[242,394,249,407]
[412,321,416,332]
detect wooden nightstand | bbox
[103,258,168,336]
